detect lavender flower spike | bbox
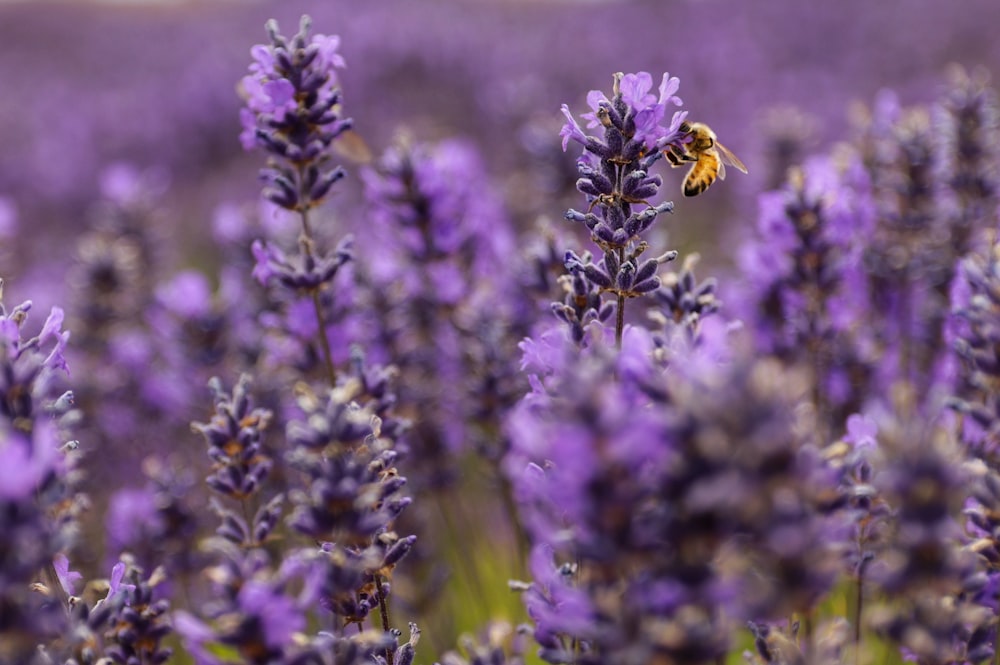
[240,15,351,214]
[241,15,357,384]
[557,72,687,346]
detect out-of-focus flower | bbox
[732,153,877,424]
[948,240,1000,460]
[438,622,528,665]
[192,375,278,546]
[866,417,989,665]
[106,456,200,577]
[934,65,999,249]
[175,534,305,664]
[0,288,83,662]
[358,137,529,485]
[755,105,819,191]
[849,78,1000,406]
[506,324,843,664]
[52,553,81,596]
[285,378,415,624]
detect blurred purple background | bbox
[4,0,1000,277]
[2,1,999,655]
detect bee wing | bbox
[334,130,374,165]
[715,141,749,175]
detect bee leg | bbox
[664,145,696,167]
[588,194,612,213]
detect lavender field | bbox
[5,0,1000,663]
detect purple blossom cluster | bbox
[557,72,685,347]
[8,8,1000,665]
[357,137,528,483]
[502,59,1000,665]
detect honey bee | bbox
[665,121,748,197]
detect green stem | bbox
[241,497,255,548]
[854,571,864,665]
[615,247,626,349]
[310,287,338,387]
[296,203,338,387]
[374,573,394,665]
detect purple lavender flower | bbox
[252,235,353,292]
[934,65,999,254]
[174,544,306,665]
[358,137,529,484]
[755,105,820,191]
[69,166,164,349]
[549,249,616,345]
[175,539,408,665]
[850,78,1000,405]
[285,379,414,625]
[437,622,527,665]
[516,544,595,663]
[52,553,81,596]
[731,154,877,424]
[99,563,174,664]
[834,415,891,579]
[240,15,351,214]
[192,375,279,546]
[560,72,685,154]
[506,324,844,664]
[241,16,359,386]
[55,561,174,665]
[648,252,721,350]
[744,619,850,665]
[963,463,1000,664]
[0,285,83,662]
[239,579,307,648]
[105,456,200,576]
[865,416,988,665]
[558,71,687,346]
[948,241,1000,459]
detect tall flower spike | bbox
[359,138,526,486]
[733,154,877,427]
[558,72,686,346]
[856,94,959,403]
[240,15,351,213]
[65,562,175,665]
[935,65,999,253]
[866,418,989,665]
[0,287,83,662]
[192,375,274,505]
[241,16,357,385]
[948,240,1000,460]
[560,71,685,250]
[285,379,414,626]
